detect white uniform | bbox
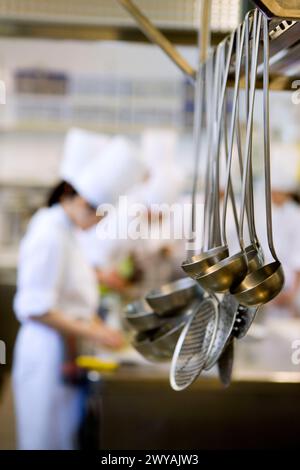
[258,139,300,295]
[12,130,147,450]
[13,204,98,450]
[272,201,300,289]
[255,198,300,317]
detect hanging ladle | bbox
[203,18,260,369]
[231,13,284,307]
[196,22,248,293]
[205,12,263,349]
[237,11,264,273]
[182,34,234,279]
[211,12,263,286]
[202,43,243,370]
[210,11,264,342]
[228,11,264,334]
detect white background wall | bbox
[0,39,198,185]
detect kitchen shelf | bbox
[0,248,18,270]
[0,179,55,188]
[0,121,184,135]
[0,0,241,40]
[10,92,180,106]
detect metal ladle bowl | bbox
[132,299,202,362]
[245,244,264,272]
[132,320,185,362]
[231,260,284,306]
[145,277,202,315]
[182,246,229,279]
[197,251,248,293]
[124,299,164,332]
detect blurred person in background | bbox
[12,129,146,450]
[78,129,186,298]
[266,143,300,317]
[125,162,186,294]
[235,142,300,372]
[127,128,186,291]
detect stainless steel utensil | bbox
[132,302,195,362]
[170,296,219,391]
[236,12,264,272]
[196,23,248,293]
[216,13,262,343]
[204,293,238,370]
[133,324,184,362]
[217,337,234,387]
[231,12,284,306]
[204,34,251,369]
[132,331,167,362]
[145,277,202,315]
[181,42,239,377]
[227,12,263,336]
[188,59,205,254]
[124,299,164,332]
[182,38,235,279]
[232,304,260,339]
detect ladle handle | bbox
[211,45,223,247]
[239,10,261,247]
[223,69,239,240]
[222,22,246,249]
[188,0,212,255]
[236,12,259,249]
[245,12,260,250]
[202,54,215,251]
[190,66,204,249]
[210,34,235,248]
[263,14,278,262]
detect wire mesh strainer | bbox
[170,297,218,391]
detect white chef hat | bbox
[141,128,178,174]
[60,128,110,186]
[75,136,147,208]
[271,143,300,192]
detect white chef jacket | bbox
[254,199,300,318]
[13,204,99,450]
[272,200,300,290]
[256,200,300,290]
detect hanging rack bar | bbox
[254,0,300,20]
[116,1,300,91]
[199,0,212,65]
[116,0,196,80]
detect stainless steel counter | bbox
[83,363,300,450]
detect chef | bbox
[78,128,186,293]
[122,131,186,292]
[12,128,146,450]
[265,143,300,316]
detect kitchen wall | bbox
[0,37,299,262]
